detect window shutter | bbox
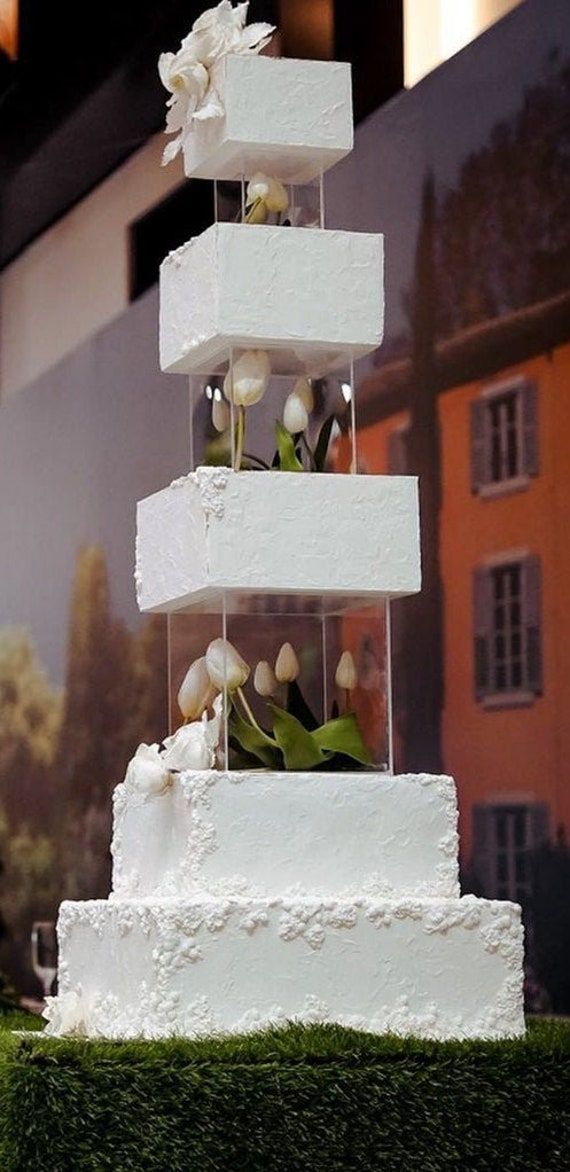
[473,567,493,699]
[387,426,408,475]
[530,803,550,850]
[470,399,488,493]
[523,555,542,694]
[521,379,539,477]
[472,805,495,895]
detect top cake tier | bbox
[181,56,353,182]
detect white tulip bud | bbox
[283,391,309,435]
[206,638,250,692]
[177,656,217,720]
[254,660,277,697]
[212,394,230,433]
[335,650,358,691]
[275,642,300,683]
[224,350,271,408]
[292,377,314,414]
[246,172,289,214]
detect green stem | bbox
[234,405,245,472]
[237,687,277,743]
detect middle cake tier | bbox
[111,770,459,901]
[159,223,384,377]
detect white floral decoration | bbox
[159,1,275,165]
[43,988,90,1037]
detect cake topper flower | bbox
[159,2,275,165]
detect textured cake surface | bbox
[135,467,420,613]
[111,770,460,901]
[55,895,524,1041]
[182,55,353,181]
[159,223,384,376]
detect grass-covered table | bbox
[0,1014,568,1170]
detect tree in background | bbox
[0,548,168,992]
[435,56,570,337]
[0,629,62,826]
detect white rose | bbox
[125,743,172,796]
[158,51,209,102]
[161,698,222,772]
[223,350,271,408]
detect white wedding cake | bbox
[46,3,524,1041]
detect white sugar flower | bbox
[254,660,277,697]
[275,642,300,683]
[125,743,172,796]
[206,638,250,692]
[246,172,289,215]
[283,390,309,435]
[43,989,89,1037]
[160,2,275,164]
[335,650,358,691]
[224,349,271,408]
[161,696,222,771]
[178,656,217,720]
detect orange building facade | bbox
[351,297,570,910]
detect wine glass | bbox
[31,921,57,999]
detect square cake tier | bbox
[159,223,384,377]
[135,468,420,612]
[55,895,525,1040]
[111,771,459,902]
[181,56,353,182]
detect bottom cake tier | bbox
[49,894,525,1041]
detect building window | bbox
[472,802,549,907]
[473,555,542,702]
[470,377,538,494]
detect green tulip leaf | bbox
[312,713,373,766]
[228,708,281,770]
[270,704,327,770]
[275,421,304,473]
[314,413,337,473]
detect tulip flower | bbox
[212,391,230,433]
[254,660,277,697]
[283,391,309,435]
[335,649,358,712]
[275,642,300,683]
[223,349,271,408]
[335,650,358,691]
[206,638,250,692]
[245,172,289,222]
[177,656,217,720]
[292,377,314,414]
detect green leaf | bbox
[314,414,337,473]
[312,713,373,766]
[275,421,304,473]
[286,680,319,730]
[228,708,281,769]
[270,705,327,770]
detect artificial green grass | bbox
[0,1018,568,1171]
